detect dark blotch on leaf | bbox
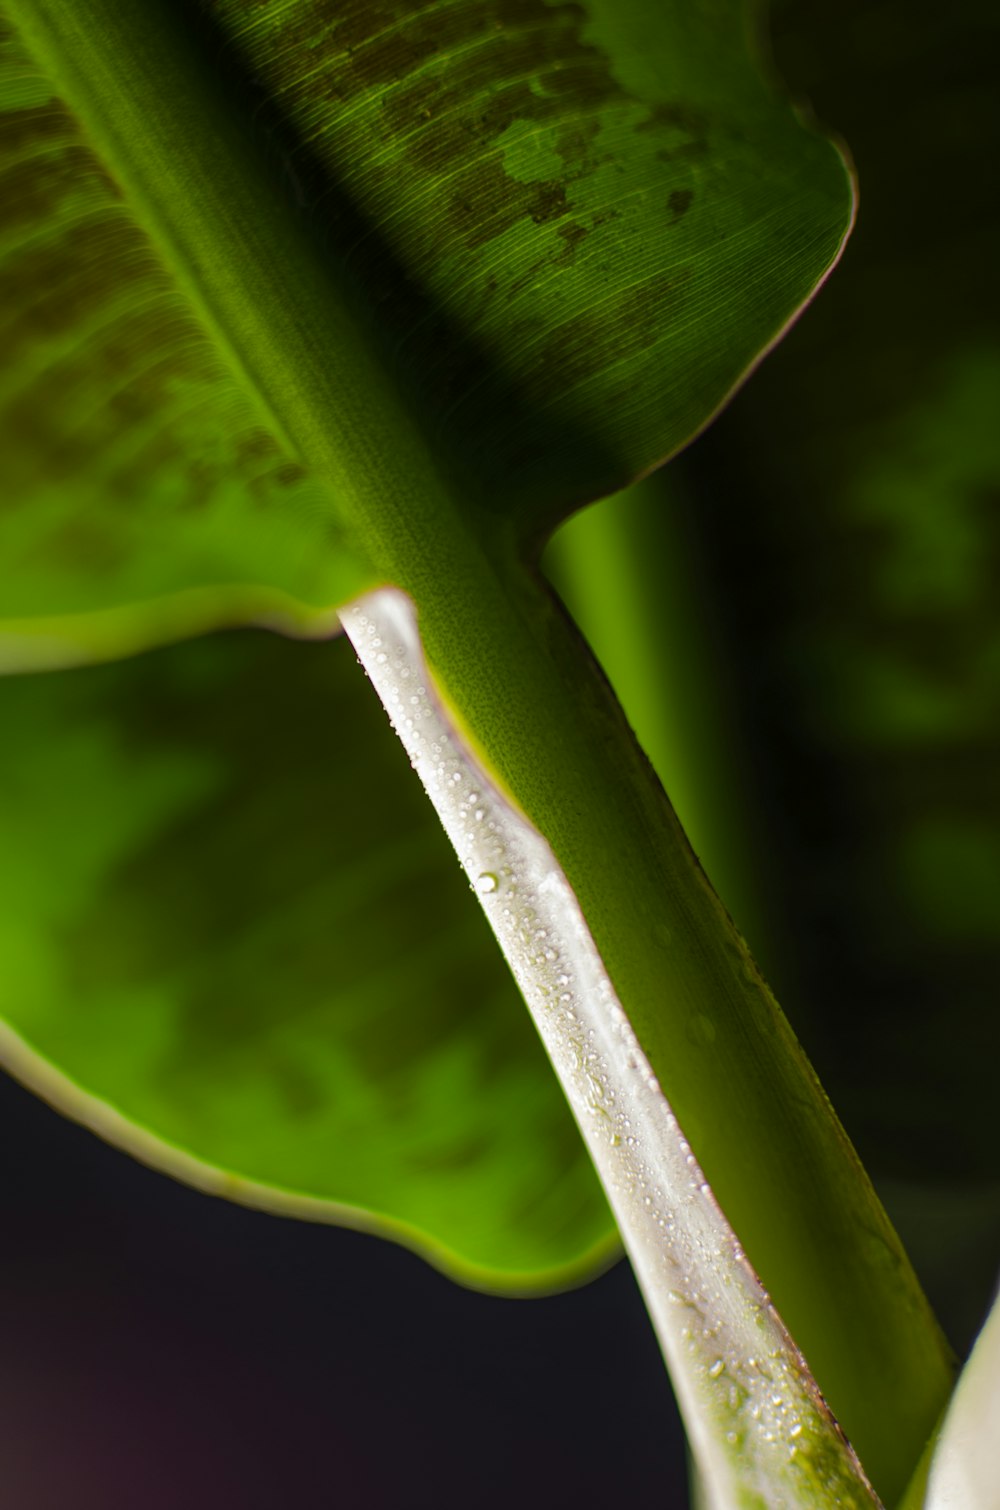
[195,0,725,520]
[668,188,694,220]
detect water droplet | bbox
[476,872,499,895]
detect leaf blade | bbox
[0,624,616,1288]
[2,0,854,655]
[204,0,855,531]
[0,13,376,656]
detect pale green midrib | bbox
[4,0,479,597]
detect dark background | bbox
[0,1073,685,1509]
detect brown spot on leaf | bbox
[668,187,694,220]
[0,102,69,155]
[216,0,633,263]
[556,221,588,259]
[168,2,715,511]
[642,103,710,164]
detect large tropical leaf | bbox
[0,623,615,1288]
[0,0,855,1284]
[197,0,853,533]
[1,0,852,660]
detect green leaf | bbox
[0,17,375,659]
[0,623,615,1289]
[4,4,946,1499]
[196,0,854,534]
[1,0,852,661]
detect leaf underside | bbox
[0,624,616,1288]
[1,0,852,655]
[0,19,374,646]
[200,0,852,533]
[0,0,852,1281]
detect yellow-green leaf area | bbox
[0,18,374,654]
[0,626,616,1289]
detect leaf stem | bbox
[348,540,954,1506]
[345,586,883,1508]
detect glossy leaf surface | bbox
[0,625,614,1288]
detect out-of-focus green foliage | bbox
[709,0,1000,1353]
